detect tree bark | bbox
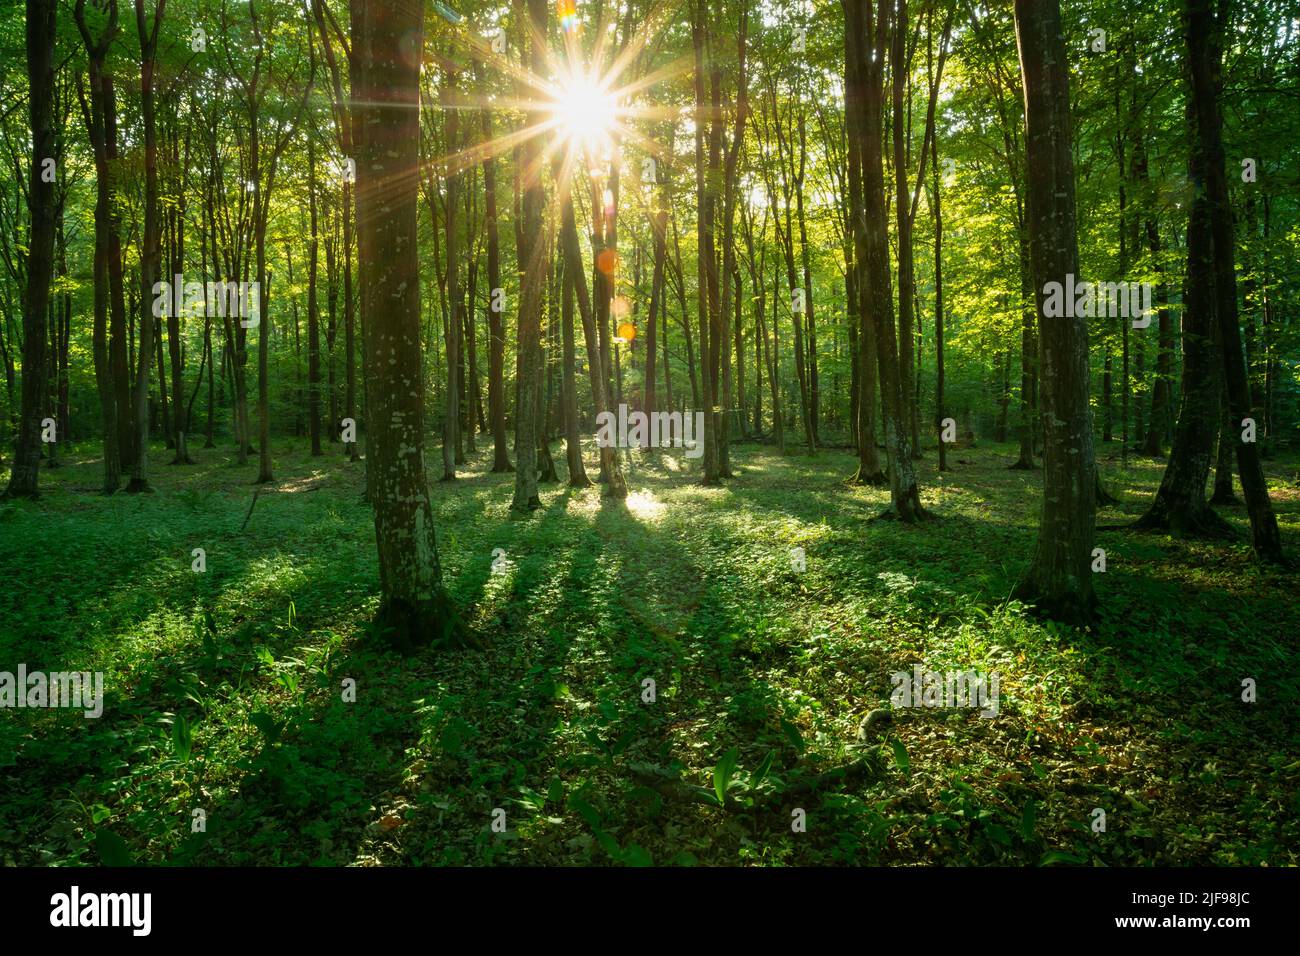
[1188,0,1285,563]
[511,0,547,512]
[5,0,58,498]
[1010,0,1096,621]
[352,0,465,650]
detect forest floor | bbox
[1,435,1297,866]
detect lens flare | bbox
[548,70,618,154]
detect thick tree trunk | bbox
[843,0,885,485]
[5,0,57,499]
[1131,135,1226,538]
[856,0,925,518]
[352,0,465,650]
[511,0,547,512]
[1188,0,1286,563]
[1010,0,1096,621]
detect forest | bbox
[0,0,1296,870]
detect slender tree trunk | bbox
[645,200,666,424]
[560,176,626,498]
[307,131,323,455]
[931,115,949,472]
[441,72,461,483]
[560,255,590,487]
[892,0,919,461]
[168,133,192,465]
[126,0,166,494]
[75,0,121,492]
[482,107,512,473]
[1210,400,1237,505]
[692,1,721,482]
[1140,217,1172,456]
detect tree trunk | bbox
[74,0,121,492]
[560,177,626,498]
[1010,0,1096,621]
[441,72,461,483]
[352,0,465,650]
[307,130,323,455]
[843,0,885,485]
[481,93,512,473]
[126,0,166,494]
[931,111,948,472]
[855,0,925,519]
[511,0,547,512]
[560,255,590,487]
[1188,0,1286,563]
[5,0,57,499]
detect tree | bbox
[1188,0,1285,564]
[851,0,927,520]
[124,0,167,494]
[352,0,465,649]
[73,0,124,493]
[480,62,513,474]
[842,0,884,485]
[510,0,547,513]
[3,0,57,499]
[1010,0,1095,621]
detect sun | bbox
[548,70,619,154]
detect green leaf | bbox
[1039,850,1084,867]
[780,718,805,753]
[622,843,653,867]
[172,714,194,761]
[568,794,601,829]
[713,747,740,806]
[95,830,134,867]
[891,738,911,777]
[1020,800,1038,843]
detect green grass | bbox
[1,435,1297,866]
